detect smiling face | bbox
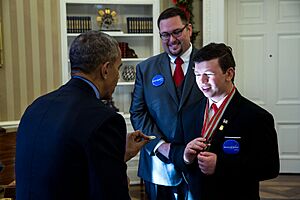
[194,58,234,102]
[159,16,192,56]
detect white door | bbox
[227,0,300,173]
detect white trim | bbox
[0,121,20,132]
[60,0,70,84]
[203,0,226,45]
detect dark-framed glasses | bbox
[159,24,188,41]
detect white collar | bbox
[208,86,235,109]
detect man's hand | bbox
[184,137,208,163]
[197,151,217,175]
[125,130,151,162]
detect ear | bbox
[226,67,235,82]
[187,23,193,37]
[100,62,110,79]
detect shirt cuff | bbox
[154,139,165,154]
[183,154,193,164]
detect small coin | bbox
[148,136,156,140]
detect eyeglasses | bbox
[159,24,188,41]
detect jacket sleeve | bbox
[252,112,280,181]
[86,113,130,200]
[169,110,196,173]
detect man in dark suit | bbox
[130,7,203,200]
[169,43,280,200]
[16,31,151,200]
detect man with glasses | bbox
[130,7,204,200]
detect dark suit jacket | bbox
[16,78,130,200]
[130,49,204,185]
[169,90,280,200]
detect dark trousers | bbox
[144,180,188,200]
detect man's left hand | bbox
[125,130,151,162]
[197,151,217,175]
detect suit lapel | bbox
[208,91,242,152]
[221,90,241,124]
[179,48,197,109]
[158,53,179,105]
[215,90,242,136]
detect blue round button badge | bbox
[223,139,240,154]
[152,75,164,87]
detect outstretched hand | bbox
[125,130,151,162]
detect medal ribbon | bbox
[201,86,236,141]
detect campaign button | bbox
[223,139,240,154]
[152,74,164,87]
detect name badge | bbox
[152,74,164,87]
[223,139,240,154]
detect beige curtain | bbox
[0,0,61,121]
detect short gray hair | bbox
[69,30,120,74]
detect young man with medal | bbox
[169,43,280,200]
